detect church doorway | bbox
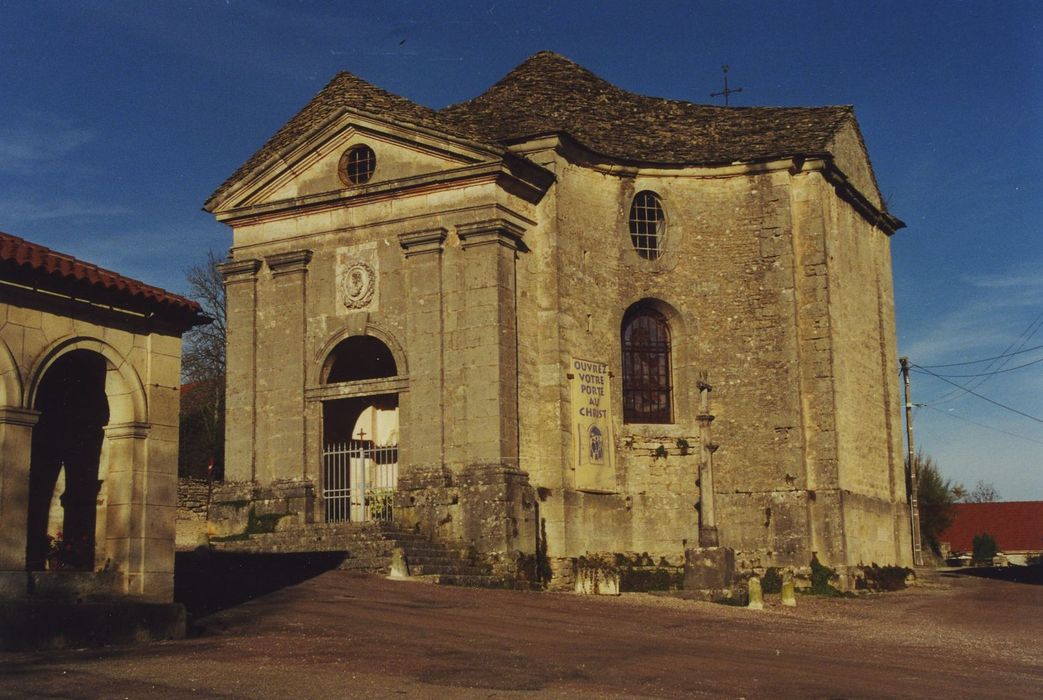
[320,335,400,523]
[25,350,109,571]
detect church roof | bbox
[207,51,866,207]
[0,231,207,327]
[439,51,854,166]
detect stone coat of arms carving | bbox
[340,261,375,309]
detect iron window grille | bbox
[622,308,673,423]
[628,191,666,260]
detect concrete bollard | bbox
[747,576,764,610]
[781,571,797,607]
[388,547,410,579]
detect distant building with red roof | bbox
[940,502,1043,565]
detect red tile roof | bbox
[940,502,1043,553]
[0,231,207,328]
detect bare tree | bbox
[179,251,226,479]
[964,480,1000,503]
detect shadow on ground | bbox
[948,564,1043,586]
[174,550,348,621]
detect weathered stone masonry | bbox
[205,52,911,586]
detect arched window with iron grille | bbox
[621,305,673,424]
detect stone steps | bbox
[210,521,505,588]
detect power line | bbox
[924,404,1043,447]
[912,354,1043,378]
[917,341,1043,368]
[913,363,1043,424]
[926,309,1043,405]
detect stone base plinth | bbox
[684,546,736,590]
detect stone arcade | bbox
[205,52,911,586]
[0,232,205,606]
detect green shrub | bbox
[972,532,998,562]
[761,567,783,594]
[856,563,913,591]
[806,554,851,597]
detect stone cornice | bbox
[0,406,41,427]
[213,161,551,226]
[457,219,526,251]
[217,258,262,283]
[265,250,313,277]
[399,228,448,257]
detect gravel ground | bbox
[1,569,1041,698]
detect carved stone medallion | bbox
[341,261,375,309]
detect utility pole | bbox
[900,357,924,567]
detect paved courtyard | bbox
[2,568,1041,698]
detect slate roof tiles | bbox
[207,51,863,207]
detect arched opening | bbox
[321,335,400,523]
[621,302,673,424]
[324,335,397,383]
[25,350,110,571]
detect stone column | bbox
[218,258,262,483]
[261,250,312,484]
[696,375,719,547]
[398,228,447,477]
[0,407,40,595]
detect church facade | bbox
[205,52,911,584]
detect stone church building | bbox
[205,52,911,584]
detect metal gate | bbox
[322,441,398,523]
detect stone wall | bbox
[0,287,184,601]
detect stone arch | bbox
[23,336,150,574]
[313,323,408,386]
[615,297,694,424]
[0,336,23,408]
[27,336,147,425]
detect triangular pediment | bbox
[210,109,502,213]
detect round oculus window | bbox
[339,144,376,185]
[628,191,666,260]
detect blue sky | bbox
[2,1,1041,498]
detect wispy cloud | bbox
[0,196,129,223]
[0,113,95,173]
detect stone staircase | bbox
[210,522,507,588]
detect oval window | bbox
[628,191,666,260]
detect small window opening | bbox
[340,145,376,185]
[628,191,666,260]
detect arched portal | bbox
[25,350,110,571]
[321,335,401,523]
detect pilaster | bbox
[453,219,524,468]
[260,250,312,483]
[218,258,262,482]
[0,407,40,574]
[398,228,447,472]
